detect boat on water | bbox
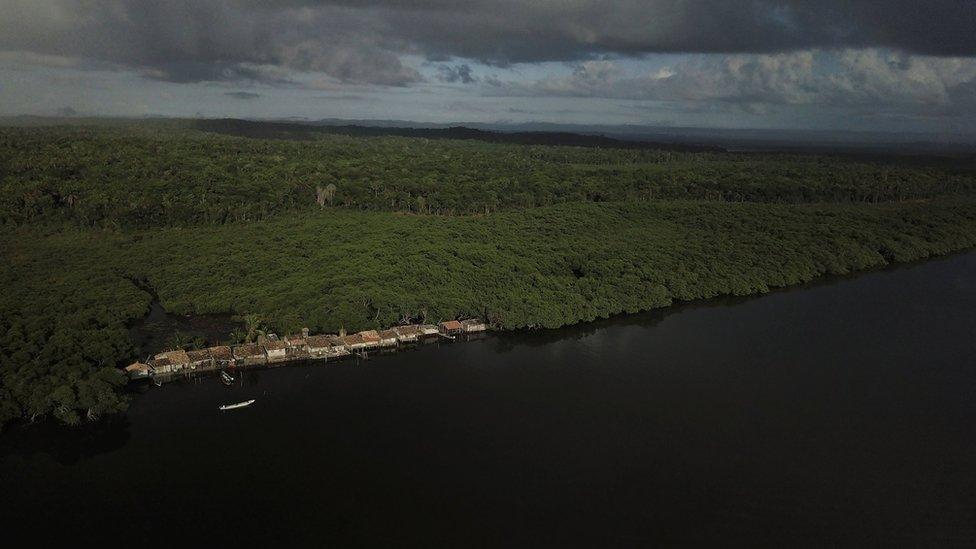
[220,371,235,385]
[219,399,255,411]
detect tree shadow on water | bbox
[484,249,976,353]
[0,414,132,466]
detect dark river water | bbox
[3,252,976,545]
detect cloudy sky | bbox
[2,0,975,133]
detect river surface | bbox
[2,252,976,545]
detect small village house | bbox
[125,362,151,379]
[146,356,175,374]
[418,324,440,337]
[186,349,213,370]
[460,318,487,333]
[209,346,234,366]
[263,340,289,363]
[233,343,267,366]
[377,329,398,347]
[393,325,421,343]
[148,349,190,374]
[342,333,367,351]
[284,335,309,357]
[358,330,382,349]
[306,335,335,357]
[439,320,463,335]
[155,349,190,365]
[327,336,351,357]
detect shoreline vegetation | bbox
[2,121,976,429]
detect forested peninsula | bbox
[2,120,976,428]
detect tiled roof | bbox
[209,346,233,360]
[125,362,150,373]
[264,340,288,351]
[233,344,265,358]
[154,349,190,364]
[359,330,381,343]
[305,335,333,348]
[394,325,421,336]
[186,349,212,362]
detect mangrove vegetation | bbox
[2,121,976,429]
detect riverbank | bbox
[133,243,976,387]
[4,197,976,427]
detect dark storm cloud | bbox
[146,62,293,85]
[224,91,261,100]
[2,1,974,85]
[370,0,976,64]
[436,64,477,84]
[0,0,422,85]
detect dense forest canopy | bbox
[3,124,975,228]
[2,121,976,429]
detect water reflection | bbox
[493,249,973,351]
[0,415,132,466]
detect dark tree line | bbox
[2,125,974,229]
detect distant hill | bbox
[4,115,973,155]
[192,118,726,153]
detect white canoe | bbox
[219,399,255,411]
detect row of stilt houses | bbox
[125,319,487,380]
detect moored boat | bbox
[220,371,235,385]
[219,399,255,411]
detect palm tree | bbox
[167,331,191,350]
[243,314,263,343]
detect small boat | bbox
[219,399,255,411]
[220,371,235,385]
